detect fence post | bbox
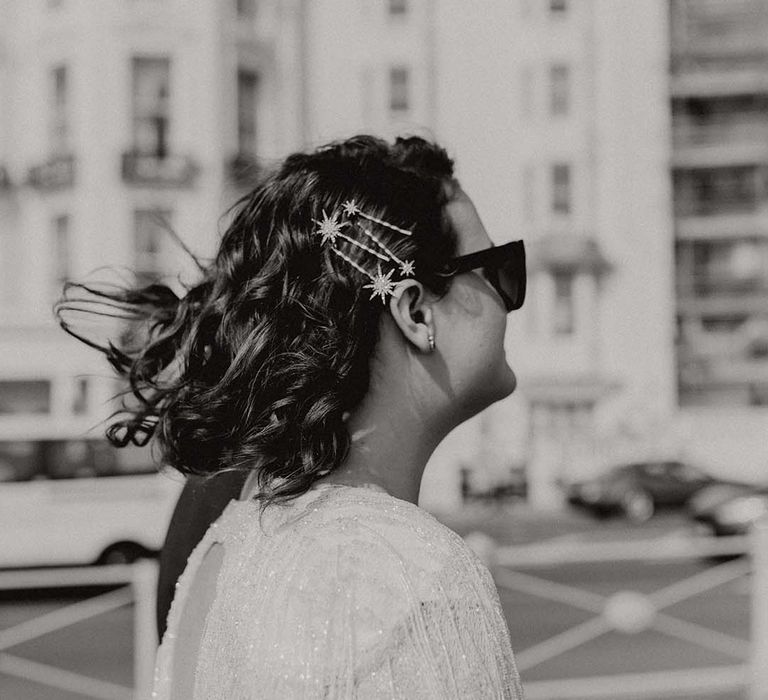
[751,515,768,700]
[132,559,159,700]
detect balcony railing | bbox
[674,193,761,217]
[121,151,198,187]
[670,0,768,74]
[27,154,75,191]
[673,165,766,216]
[528,234,612,276]
[225,152,260,189]
[673,120,768,148]
[677,277,768,299]
[0,166,11,191]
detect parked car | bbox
[0,438,185,568]
[687,482,755,523]
[566,461,731,523]
[460,466,527,504]
[689,483,768,537]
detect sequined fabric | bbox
[152,483,525,699]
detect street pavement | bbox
[437,499,696,545]
[0,504,752,700]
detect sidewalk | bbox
[433,501,690,547]
[434,501,599,547]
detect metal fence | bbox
[0,560,158,700]
[491,518,768,700]
[2,522,767,700]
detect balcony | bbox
[670,68,768,98]
[670,0,768,70]
[528,234,612,276]
[673,165,766,217]
[225,152,260,189]
[678,369,768,407]
[670,0,768,96]
[677,276,768,300]
[121,151,198,188]
[674,118,768,146]
[672,120,768,167]
[27,155,75,191]
[674,193,762,218]
[677,287,768,317]
[677,312,768,406]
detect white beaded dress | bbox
[152,482,525,699]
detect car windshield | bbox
[668,462,707,482]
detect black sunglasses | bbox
[438,240,526,312]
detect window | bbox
[41,440,118,479]
[72,378,88,415]
[389,66,410,113]
[553,272,575,335]
[0,381,51,415]
[134,209,171,284]
[388,0,408,16]
[674,166,759,216]
[520,66,534,119]
[550,0,567,13]
[51,214,70,299]
[236,0,256,17]
[0,442,39,482]
[700,315,747,332]
[549,63,570,116]
[132,57,171,158]
[51,65,68,153]
[678,238,768,296]
[0,440,152,482]
[552,162,571,214]
[237,69,259,155]
[522,164,535,223]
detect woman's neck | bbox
[312,392,448,506]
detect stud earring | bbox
[427,333,436,352]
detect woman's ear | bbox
[389,280,434,353]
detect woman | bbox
[57,135,527,698]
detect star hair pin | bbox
[314,210,346,246]
[315,199,417,303]
[359,226,415,277]
[341,199,416,277]
[342,199,413,236]
[330,249,401,303]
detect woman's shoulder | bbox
[286,486,488,591]
[211,486,511,692]
[229,484,491,600]
[302,486,466,548]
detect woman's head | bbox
[56,135,519,510]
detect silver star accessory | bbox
[341,199,359,217]
[357,226,416,278]
[314,210,345,245]
[341,199,412,236]
[363,264,397,303]
[398,259,415,276]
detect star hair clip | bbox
[313,199,416,303]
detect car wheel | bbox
[99,543,146,566]
[622,490,654,524]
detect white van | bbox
[0,439,185,568]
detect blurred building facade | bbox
[1,0,766,511]
[0,0,440,481]
[668,0,768,477]
[0,0,305,442]
[423,0,677,509]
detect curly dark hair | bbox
[55,135,458,513]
